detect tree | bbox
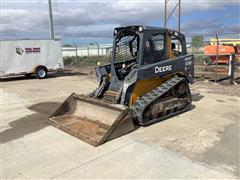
[191,35,204,47]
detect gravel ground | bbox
[191,80,240,97]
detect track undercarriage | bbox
[133,76,192,126]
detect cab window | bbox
[171,36,183,57]
[143,34,166,65]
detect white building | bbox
[62,44,112,57]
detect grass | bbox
[63,56,112,66]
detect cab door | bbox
[141,32,167,65]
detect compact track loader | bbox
[49,26,194,146]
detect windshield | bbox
[114,31,139,62]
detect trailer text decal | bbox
[25,47,41,54]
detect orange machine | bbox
[204,38,240,64]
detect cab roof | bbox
[115,25,173,32]
[114,25,185,39]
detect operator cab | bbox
[102,26,188,103]
[112,26,187,80]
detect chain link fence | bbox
[62,35,240,84]
[187,39,239,84]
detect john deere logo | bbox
[155,65,172,73]
[16,47,24,55]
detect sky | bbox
[1,0,240,45]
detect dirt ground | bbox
[1,69,239,179]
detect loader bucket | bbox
[49,93,136,146]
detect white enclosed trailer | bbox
[0,39,64,79]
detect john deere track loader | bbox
[49,26,194,146]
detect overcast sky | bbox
[1,0,240,44]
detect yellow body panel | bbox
[167,34,174,59]
[129,75,172,106]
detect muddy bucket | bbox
[49,93,135,146]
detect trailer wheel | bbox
[35,67,47,79]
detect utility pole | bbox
[164,0,181,32]
[178,0,181,32]
[164,0,167,28]
[48,0,55,39]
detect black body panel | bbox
[138,54,194,83]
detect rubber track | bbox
[132,76,192,126]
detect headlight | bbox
[114,30,118,34]
[138,26,143,32]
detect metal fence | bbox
[187,40,239,84]
[62,44,112,57]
